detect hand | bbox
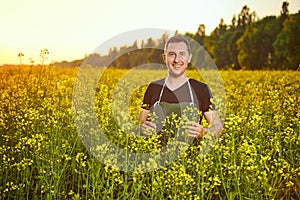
[184,121,207,138]
[141,121,157,136]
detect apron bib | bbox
[151,78,200,144]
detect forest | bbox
[54,2,299,70]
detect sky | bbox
[1,0,299,65]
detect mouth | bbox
[172,64,182,69]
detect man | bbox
[139,35,223,140]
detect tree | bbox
[107,47,118,66]
[227,28,244,69]
[280,1,289,17]
[203,6,258,69]
[145,37,155,48]
[211,18,227,36]
[194,24,206,46]
[231,15,237,29]
[211,30,232,68]
[237,16,281,69]
[237,5,257,27]
[279,1,290,28]
[273,11,300,69]
[207,19,233,68]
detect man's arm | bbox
[203,110,223,138]
[184,110,223,138]
[138,108,150,124]
[138,108,156,135]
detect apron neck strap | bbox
[187,78,194,106]
[157,78,194,105]
[157,78,166,103]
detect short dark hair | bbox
[164,35,191,55]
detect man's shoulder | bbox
[189,78,208,88]
[145,78,165,94]
[150,78,165,86]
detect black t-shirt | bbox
[142,78,215,114]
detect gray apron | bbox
[151,78,200,144]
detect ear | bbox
[188,54,192,63]
[162,53,166,63]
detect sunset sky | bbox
[1,0,299,65]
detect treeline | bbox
[56,2,300,70]
[59,34,170,69]
[198,3,300,70]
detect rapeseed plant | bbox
[0,67,299,199]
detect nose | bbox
[174,53,179,63]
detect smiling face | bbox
[163,41,192,78]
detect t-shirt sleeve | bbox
[201,84,215,112]
[141,84,152,110]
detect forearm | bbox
[138,109,150,124]
[203,111,223,139]
[204,119,223,139]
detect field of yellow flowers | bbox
[0,65,299,199]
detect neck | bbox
[166,74,188,90]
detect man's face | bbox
[163,42,192,77]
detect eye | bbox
[179,52,188,57]
[168,52,175,56]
